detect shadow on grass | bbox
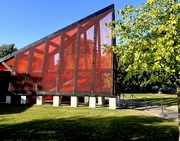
[0,115,178,141]
[0,103,33,115]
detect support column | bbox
[89,97,96,108]
[36,96,45,105]
[98,96,105,105]
[84,96,89,104]
[109,97,116,110]
[20,96,29,104]
[71,96,78,107]
[53,96,61,106]
[6,95,11,104]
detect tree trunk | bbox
[177,87,180,141]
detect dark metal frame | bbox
[0,4,117,97]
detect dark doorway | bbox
[0,71,11,102]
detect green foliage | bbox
[104,0,180,87]
[0,44,17,58]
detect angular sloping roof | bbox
[2,4,116,96]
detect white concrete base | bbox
[109,97,116,110]
[6,95,11,104]
[71,96,78,107]
[89,97,96,108]
[20,96,29,104]
[84,96,89,103]
[36,96,45,105]
[98,96,105,105]
[53,96,61,106]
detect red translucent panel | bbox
[36,44,44,51]
[48,46,56,53]
[6,58,14,68]
[42,35,61,91]
[0,64,7,71]
[94,9,113,93]
[10,50,29,91]
[81,21,89,27]
[75,18,94,92]
[66,28,78,36]
[0,58,14,71]
[15,50,29,73]
[29,44,44,73]
[27,43,45,91]
[58,27,77,92]
[50,35,60,44]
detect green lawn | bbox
[0,103,178,141]
[121,93,178,107]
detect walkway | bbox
[137,105,178,122]
[118,99,178,122]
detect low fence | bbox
[118,93,166,117]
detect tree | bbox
[104,0,180,91]
[0,44,17,58]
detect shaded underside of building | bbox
[0,4,116,102]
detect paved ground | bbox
[137,105,178,122]
[118,99,178,122]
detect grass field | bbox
[0,102,178,141]
[121,93,178,107]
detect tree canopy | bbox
[0,44,17,58]
[104,0,180,89]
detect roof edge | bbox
[0,4,114,63]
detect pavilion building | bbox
[0,4,117,109]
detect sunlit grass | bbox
[121,93,177,107]
[0,104,178,141]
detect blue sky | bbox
[0,0,146,49]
